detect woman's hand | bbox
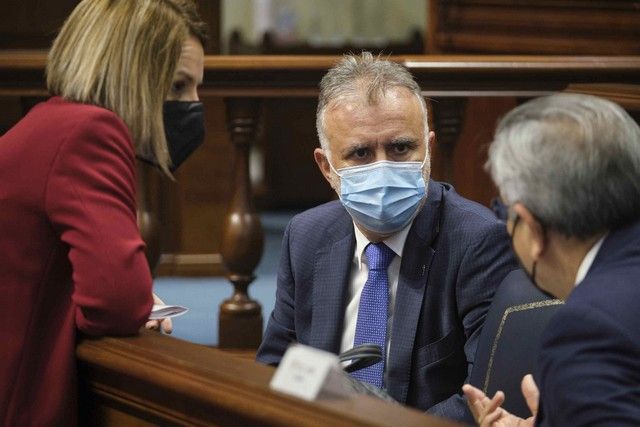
[145,292,173,334]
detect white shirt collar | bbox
[574,235,607,286]
[353,222,412,269]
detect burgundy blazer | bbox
[0,97,153,425]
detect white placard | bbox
[269,344,352,401]
[148,304,188,320]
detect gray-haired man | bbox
[464,93,640,426]
[257,52,517,421]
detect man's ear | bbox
[314,148,334,186]
[427,131,435,153]
[513,203,546,261]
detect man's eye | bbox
[394,145,407,153]
[393,144,408,154]
[354,148,368,159]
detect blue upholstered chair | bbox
[469,269,563,418]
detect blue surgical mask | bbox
[330,157,428,234]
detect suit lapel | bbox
[387,183,443,403]
[310,218,355,353]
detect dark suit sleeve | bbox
[537,303,640,427]
[256,220,297,365]
[45,109,153,336]
[429,221,516,419]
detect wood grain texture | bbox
[219,97,264,349]
[0,0,220,51]
[3,52,640,96]
[77,330,461,426]
[429,0,640,55]
[3,52,640,277]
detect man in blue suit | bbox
[463,94,640,426]
[257,52,516,421]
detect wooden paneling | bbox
[426,0,640,216]
[5,51,640,343]
[0,96,22,134]
[77,330,461,426]
[0,1,220,51]
[4,52,640,278]
[195,0,221,54]
[565,83,640,122]
[5,2,640,282]
[0,0,79,49]
[428,0,640,55]
[156,97,233,276]
[259,98,335,209]
[450,97,517,204]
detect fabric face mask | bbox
[331,157,427,234]
[163,101,205,172]
[510,214,553,298]
[137,101,205,172]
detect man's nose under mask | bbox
[330,157,428,235]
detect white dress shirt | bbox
[339,222,412,362]
[574,235,606,286]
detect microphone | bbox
[338,343,382,373]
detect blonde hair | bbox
[47,0,205,174]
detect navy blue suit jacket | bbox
[257,181,517,421]
[536,220,640,426]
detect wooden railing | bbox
[76,330,460,426]
[4,53,639,96]
[2,52,640,348]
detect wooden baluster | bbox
[136,162,163,274]
[219,98,264,349]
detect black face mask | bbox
[138,101,205,172]
[511,214,554,298]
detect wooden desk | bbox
[77,330,460,426]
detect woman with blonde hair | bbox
[0,0,207,424]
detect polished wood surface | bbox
[0,0,220,51]
[4,52,640,95]
[219,98,264,349]
[428,0,640,55]
[136,163,166,273]
[566,83,640,124]
[566,83,640,112]
[0,0,78,49]
[77,330,461,426]
[156,97,232,277]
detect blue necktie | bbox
[352,242,395,388]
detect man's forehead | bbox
[327,86,415,108]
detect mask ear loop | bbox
[324,150,343,178]
[420,148,429,169]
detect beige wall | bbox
[221,0,426,52]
